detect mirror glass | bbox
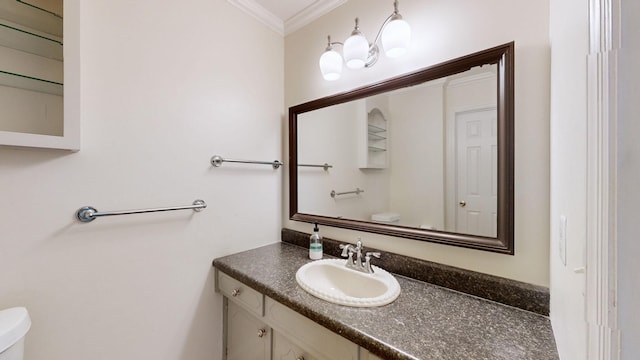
[289,43,514,254]
[0,0,63,136]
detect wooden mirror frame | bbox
[289,42,515,254]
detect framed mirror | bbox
[289,42,514,254]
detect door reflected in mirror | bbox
[290,43,514,254]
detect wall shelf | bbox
[359,106,388,169]
[368,132,386,141]
[16,0,63,19]
[0,21,63,60]
[0,0,72,150]
[368,145,386,152]
[0,0,63,36]
[0,69,63,95]
[367,124,386,133]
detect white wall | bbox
[388,83,445,229]
[548,0,589,358]
[618,0,640,357]
[0,1,283,359]
[297,99,389,220]
[284,0,551,286]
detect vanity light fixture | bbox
[319,0,411,81]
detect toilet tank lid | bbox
[0,307,31,353]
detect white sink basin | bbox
[295,259,401,307]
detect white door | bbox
[455,108,497,237]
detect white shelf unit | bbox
[359,106,388,169]
[0,0,73,149]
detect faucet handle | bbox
[364,252,381,273]
[339,243,354,257]
[365,252,381,260]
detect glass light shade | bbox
[343,33,369,69]
[381,18,411,58]
[319,49,343,81]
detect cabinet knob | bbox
[459,200,467,207]
[231,288,241,297]
[257,328,267,338]
[296,356,305,360]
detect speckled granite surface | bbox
[282,228,550,316]
[213,242,558,360]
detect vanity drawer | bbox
[217,270,264,317]
[265,296,358,360]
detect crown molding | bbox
[227,0,284,36]
[228,0,347,37]
[285,0,347,35]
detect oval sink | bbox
[295,259,400,307]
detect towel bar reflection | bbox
[210,155,283,169]
[331,188,364,198]
[299,163,333,171]
[76,200,207,223]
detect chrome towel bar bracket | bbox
[210,155,283,169]
[76,199,207,223]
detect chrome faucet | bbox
[339,238,381,274]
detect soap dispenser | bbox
[309,223,323,260]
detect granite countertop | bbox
[213,242,558,360]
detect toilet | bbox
[0,308,31,360]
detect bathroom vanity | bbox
[213,238,558,360]
[218,270,370,360]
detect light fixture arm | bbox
[370,6,401,53]
[319,0,409,80]
[365,1,405,67]
[325,35,343,50]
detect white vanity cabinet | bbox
[225,300,271,360]
[217,270,372,360]
[264,297,358,360]
[219,271,271,359]
[217,271,264,317]
[272,330,317,360]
